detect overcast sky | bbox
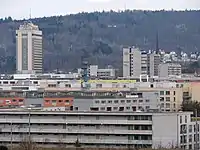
[1,0,200,19]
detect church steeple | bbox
[156,31,159,54]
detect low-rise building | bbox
[0,110,198,149]
[158,63,182,78]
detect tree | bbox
[0,146,8,150]
[74,138,81,148]
[182,101,200,116]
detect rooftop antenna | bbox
[124,3,127,11]
[28,8,32,23]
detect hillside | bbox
[0,10,200,73]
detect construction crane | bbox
[80,55,90,90]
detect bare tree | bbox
[18,137,37,150]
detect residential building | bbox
[123,47,141,78]
[147,53,161,77]
[137,87,183,112]
[158,63,182,78]
[123,47,161,78]
[16,21,43,74]
[141,51,148,75]
[0,110,198,149]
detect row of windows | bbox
[95,99,150,104]
[45,100,71,103]
[160,91,176,95]
[91,106,150,112]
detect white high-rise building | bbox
[16,21,43,74]
[123,47,142,78]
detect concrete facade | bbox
[158,63,182,78]
[123,47,141,78]
[16,22,43,74]
[0,110,197,149]
[148,53,161,77]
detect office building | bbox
[16,21,43,74]
[158,63,182,78]
[78,65,116,79]
[123,47,142,78]
[0,110,198,149]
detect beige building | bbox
[16,21,43,74]
[137,87,183,112]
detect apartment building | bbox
[0,110,197,149]
[137,87,183,112]
[16,22,43,74]
[123,47,142,78]
[148,53,161,77]
[158,63,182,78]
[123,47,161,78]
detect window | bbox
[121,100,125,103]
[95,100,99,104]
[108,100,112,104]
[173,103,176,108]
[133,100,137,103]
[100,107,105,111]
[185,116,187,123]
[166,97,170,102]
[166,103,170,108]
[19,99,23,102]
[45,100,50,103]
[173,91,176,95]
[58,100,62,103]
[189,125,192,133]
[160,97,164,102]
[126,100,131,103]
[160,91,164,95]
[126,107,130,110]
[145,99,150,103]
[139,100,143,103]
[113,107,118,111]
[119,107,124,111]
[174,97,176,102]
[114,100,118,103]
[180,116,182,124]
[166,91,170,95]
[101,100,106,104]
[146,106,150,110]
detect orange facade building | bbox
[0,97,24,107]
[43,97,74,107]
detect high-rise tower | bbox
[16,22,43,74]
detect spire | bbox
[156,31,159,53]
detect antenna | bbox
[156,31,159,53]
[29,8,32,20]
[124,3,127,11]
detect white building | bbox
[0,110,198,149]
[123,47,142,78]
[16,21,43,74]
[158,63,182,78]
[78,65,116,78]
[123,47,161,78]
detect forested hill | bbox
[0,10,200,73]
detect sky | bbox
[0,0,200,19]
